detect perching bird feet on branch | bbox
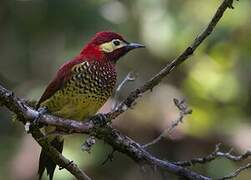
[25,107,48,133]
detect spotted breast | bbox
[40,60,117,121]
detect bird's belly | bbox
[59,99,102,120]
[41,89,109,121]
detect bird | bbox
[36,31,145,180]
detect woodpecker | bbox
[36,31,144,180]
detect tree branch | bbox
[105,0,238,121]
[0,85,92,180]
[93,125,211,180]
[0,84,210,180]
[172,143,251,179]
[31,127,92,180]
[0,85,91,180]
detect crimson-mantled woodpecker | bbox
[36,31,144,180]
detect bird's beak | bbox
[126,42,145,50]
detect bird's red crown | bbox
[79,31,144,63]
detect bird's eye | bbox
[112,40,121,46]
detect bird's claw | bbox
[38,106,48,114]
[91,113,108,127]
[35,107,48,125]
[28,107,48,132]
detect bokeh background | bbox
[0,0,251,179]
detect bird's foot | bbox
[27,107,48,133]
[90,113,108,127]
[34,107,48,125]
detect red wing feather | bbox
[36,58,82,109]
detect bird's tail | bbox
[38,136,64,180]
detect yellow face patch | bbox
[100,39,127,53]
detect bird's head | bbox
[80,31,145,63]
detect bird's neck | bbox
[80,43,105,62]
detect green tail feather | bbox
[38,137,64,180]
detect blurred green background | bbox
[0,0,251,179]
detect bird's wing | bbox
[36,57,87,108]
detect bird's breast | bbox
[70,60,116,100]
[43,61,117,120]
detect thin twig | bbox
[112,72,137,111]
[172,143,251,179]
[174,144,251,167]
[143,98,192,148]
[218,163,251,180]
